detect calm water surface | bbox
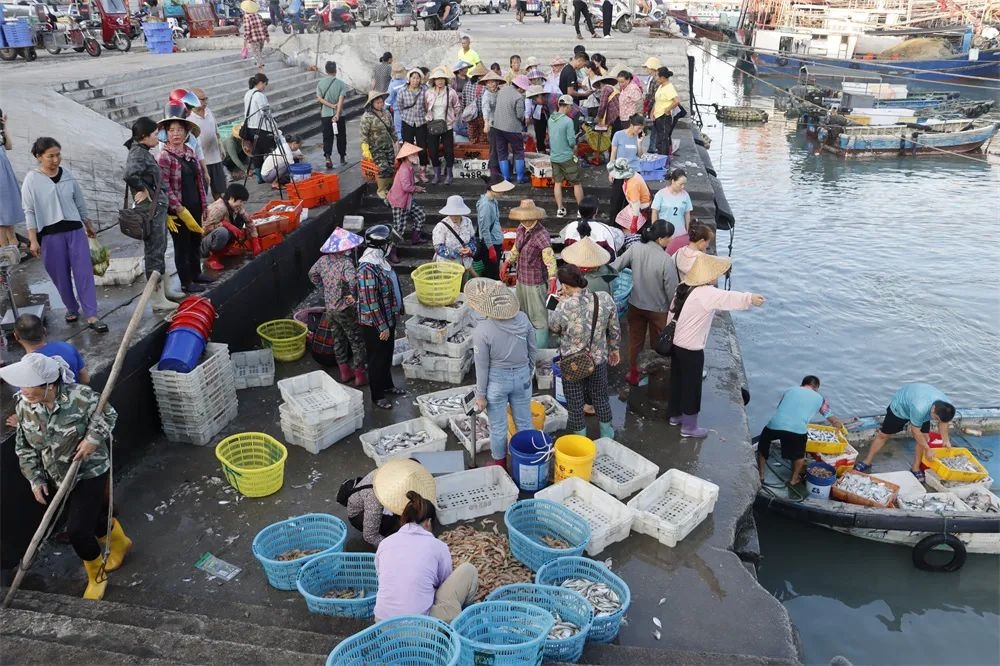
[691,49,1000,665]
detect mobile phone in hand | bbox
[545,294,560,311]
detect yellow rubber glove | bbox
[176,207,204,234]
[361,142,372,160]
[166,214,179,234]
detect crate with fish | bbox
[416,384,476,427]
[535,361,553,390]
[626,469,720,548]
[922,447,988,484]
[589,437,660,500]
[251,513,348,590]
[452,601,553,666]
[411,350,473,374]
[392,337,413,366]
[359,417,448,466]
[404,314,470,345]
[951,486,1000,514]
[486,583,593,664]
[535,477,635,556]
[924,469,994,494]
[402,291,469,323]
[504,499,591,572]
[256,199,303,234]
[810,442,859,471]
[276,370,352,425]
[896,492,971,514]
[281,405,364,455]
[230,349,275,389]
[436,325,475,358]
[435,466,520,525]
[449,412,491,456]
[295,552,377,618]
[535,556,631,644]
[534,394,568,432]
[401,352,472,385]
[830,471,900,509]
[805,424,849,455]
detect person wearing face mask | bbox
[387,142,427,253]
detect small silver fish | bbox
[373,430,432,455]
[561,579,622,617]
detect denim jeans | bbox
[486,365,533,460]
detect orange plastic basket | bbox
[361,159,378,182]
[259,199,303,235]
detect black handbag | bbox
[118,178,160,241]
[558,294,600,382]
[427,119,448,136]
[655,266,689,356]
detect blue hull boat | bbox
[821,120,1000,156]
[756,49,1000,82]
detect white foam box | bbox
[402,354,472,385]
[276,370,351,425]
[950,486,1000,513]
[415,384,477,427]
[403,292,469,323]
[591,437,660,500]
[924,469,994,494]
[896,492,970,513]
[342,214,364,231]
[627,469,720,548]
[435,466,520,525]
[408,325,474,358]
[535,477,635,556]
[359,417,448,466]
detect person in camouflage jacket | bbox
[360,90,399,201]
[1,353,128,601]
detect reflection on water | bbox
[692,47,1000,666]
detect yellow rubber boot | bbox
[82,557,108,600]
[376,177,393,200]
[97,519,132,572]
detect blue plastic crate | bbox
[326,615,461,666]
[503,499,590,572]
[2,19,34,48]
[451,601,553,666]
[535,556,631,644]
[251,513,347,590]
[142,21,172,36]
[486,583,593,663]
[640,166,667,181]
[148,42,175,54]
[641,153,669,170]
[296,552,378,618]
[145,33,174,45]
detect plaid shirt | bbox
[397,86,426,127]
[510,224,555,286]
[461,81,483,117]
[357,263,398,333]
[242,13,269,44]
[157,143,207,216]
[309,253,357,312]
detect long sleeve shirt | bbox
[617,80,644,121]
[611,241,677,312]
[309,253,357,312]
[548,290,621,365]
[397,86,427,127]
[357,263,399,333]
[493,85,526,134]
[387,160,416,210]
[596,86,620,126]
[157,143,208,216]
[20,168,88,233]
[433,217,477,267]
[345,471,388,547]
[481,88,498,127]
[243,89,269,131]
[669,286,753,351]
[476,194,502,247]
[242,12,269,43]
[472,312,537,398]
[374,523,452,619]
[509,224,555,286]
[123,143,168,208]
[423,86,462,127]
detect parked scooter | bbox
[41,9,102,56]
[76,0,132,52]
[306,0,357,32]
[415,0,461,30]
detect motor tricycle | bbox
[40,6,102,57]
[76,0,132,52]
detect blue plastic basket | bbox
[148,42,174,54]
[142,21,172,36]
[251,513,347,590]
[535,556,631,643]
[641,153,668,170]
[485,583,593,663]
[145,34,174,45]
[326,615,461,666]
[503,499,590,572]
[640,166,667,181]
[296,552,378,618]
[2,19,33,48]
[451,601,553,666]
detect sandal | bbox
[385,387,407,396]
[853,461,872,473]
[86,320,109,333]
[374,398,393,410]
[65,313,79,323]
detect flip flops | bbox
[853,461,872,473]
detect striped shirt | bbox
[493,85,525,134]
[397,86,426,127]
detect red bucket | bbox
[169,310,214,338]
[175,296,217,320]
[919,432,946,472]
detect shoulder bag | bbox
[118,176,160,241]
[238,90,259,140]
[427,90,451,136]
[654,265,688,356]
[558,294,600,382]
[336,476,373,506]
[440,221,478,276]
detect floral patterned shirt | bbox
[548,290,621,365]
[309,253,357,312]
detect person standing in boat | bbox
[757,376,844,486]
[854,383,955,481]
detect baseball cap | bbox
[558,94,574,106]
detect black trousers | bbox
[654,114,675,156]
[427,129,455,168]
[532,116,547,153]
[602,0,612,35]
[668,346,705,417]
[170,224,202,287]
[402,122,429,166]
[321,115,347,159]
[487,127,500,178]
[478,243,502,280]
[64,472,110,561]
[573,0,594,35]
[361,324,396,401]
[610,177,626,220]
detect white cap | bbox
[558,94,574,106]
[0,353,74,387]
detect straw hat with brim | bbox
[373,459,437,516]
[396,142,422,161]
[391,62,406,77]
[439,195,471,216]
[464,278,520,320]
[158,116,201,138]
[365,90,389,107]
[509,199,545,221]
[562,237,610,269]
[593,75,617,87]
[320,227,364,254]
[407,67,423,80]
[607,157,635,181]
[644,56,661,69]
[526,56,539,68]
[684,254,733,287]
[453,60,472,72]
[479,71,506,84]
[429,66,453,81]
[469,62,488,79]
[512,74,531,91]
[488,177,515,193]
[525,85,545,99]
[240,0,259,13]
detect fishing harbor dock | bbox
[1,35,799,663]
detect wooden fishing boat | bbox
[755,408,1000,570]
[819,119,999,156]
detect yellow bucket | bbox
[553,435,597,482]
[507,400,546,437]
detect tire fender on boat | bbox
[912,533,967,573]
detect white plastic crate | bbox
[951,485,1000,513]
[924,469,995,494]
[535,477,635,556]
[161,401,238,446]
[435,466,520,525]
[94,257,144,287]
[410,351,472,374]
[276,371,351,425]
[231,349,275,389]
[392,337,414,366]
[405,315,469,345]
[591,438,660,500]
[534,395,568,433]
[342,214,364,231]
[403,292,469,323]
[156,382,237,423]
[408,324,473,358]
[281,407,363,454]
[449,413,492,457]
[627,469,720,548]
[359,417,448,466]
[896,492,971,513]
[150,343,232,393]
[402,355,472,385]
[415,384,477,427]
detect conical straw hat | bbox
[373,459,437,515]
[683,254,732,286]
[464,278,519,320]
[561,237,610,269]
[509,199,545,221]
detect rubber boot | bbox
[445,166,454,185]
[410,228,425,245]
[205,252,225,271]
[337,363,353,383]
[376,177,393,201]
[164,280,186,303]
[499,160,512,182]
[680,413,709,438]
[149,281,178,312]
[668,416,682,426]
[82,557,107,600]
[387,246,400,264]
[353,368,369,387]
[514,159,528,184]
[625,368,640,386]
[97,518,132,572]
[431,166,441,185]
[534,328,549,349]
[599,421,614,439]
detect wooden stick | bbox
[2,272,162,609]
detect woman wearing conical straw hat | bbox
[387,142,428,253]
[667,254,765,438]
[503,199,557,348]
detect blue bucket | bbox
[805,461,836,500]
[289,162,313,182]
[158,326,207,372]
[552,359,566,405]
[509,430,553,492]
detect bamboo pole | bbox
[2,271,162,609]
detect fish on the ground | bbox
[561,578,622,616]
[439,523,533,601]
[275,548,321,561]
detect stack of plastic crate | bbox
[277,371,362,454]
[401,292,473,384]
[150,342,238,446]
[142,21,173,54]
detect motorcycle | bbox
[391,0,417,31]
[306,1,357,32]
[356,0,390,26]
[596,0,663,33]
[41,9,102,56]
[76,0,132,52]
[415,0,461,31]
[523,0,549,20]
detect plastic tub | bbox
[289,162,313,182]
[504,499,590,572]
[508,430,553,492]
[295,552,377,618]
[452,601,553,666]
[535,556,631,643]
[485,584,593,664]
[251,513,347,590]
[157,327,207,372]
[169,310,214,339]
[554,435,597,483]
[257,319,309,362]
[805,461,836,500]
[507,400,546,437]
[411,262,464,307]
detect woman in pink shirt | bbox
[667,254,765,437]
[673,223,715,280]
[387,143,427,259]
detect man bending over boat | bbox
[854,383,955,481]
[757,375,843,486]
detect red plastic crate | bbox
[286,174,339,208]
[454,144,489,160]
[260,199,304,235]
[259,233,284,251]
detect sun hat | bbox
[464,278,520,320]
[512,74,531,91]
[557,94,574,106]
[525,56,539,67]
[240,0,259,13]
[157,116,201,138]
[526,68,545,80]
[439,195,471,216]
[365,90,389,106]
[428,65,453,81]
[607,157,636,180]
[452,60,472,72]
[469,62,488,79]
[509,199,545,221]
[561,237,610,269]
[406,67,423,79]
[373,459,437,515]
[487,175,515,193]
[0,353,74,387]
[320,227,364,254]
[593,75,617,86]
[525,84,545,99]
[684,254,732,287]
[550,55,567,66]
[479,70,506,84]
[391,62,406,77]
[643,56,661,69]
[395,142,423,161]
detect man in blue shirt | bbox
[855,383,954,479]
[13,314,88,384]
[758,375,843,485]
